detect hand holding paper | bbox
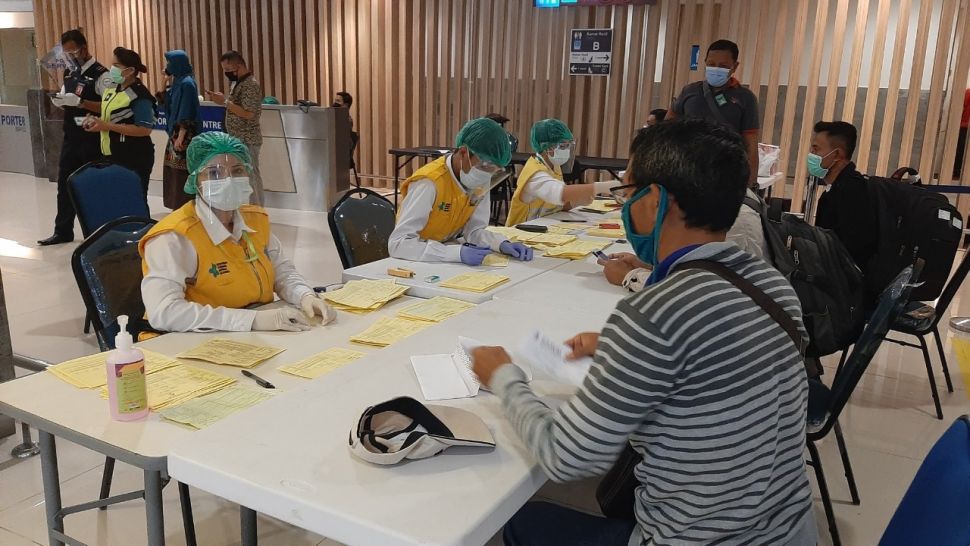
[516,330,593,388]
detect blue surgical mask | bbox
[806,150,835,178]
[705,66,731,88]
[621,185,668,267]
[108,66,126,84]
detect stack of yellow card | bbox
[178,338,284,368]
[349,317,432,347]
[397,297,475,322]
[582,199,622,213]
[544,239,612,259]
[482,253,510,267]
[586,227,626,238]
[440,272,510,292]
[546,225,582,235]
[99,364,236,410]
[48,350,180,389]
[525,233,577,247]
[278,347,367,379]
[322,279,409,313]
[159,384,275,429]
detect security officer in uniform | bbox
[39,29,113,246]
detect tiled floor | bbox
[0,171,968,545]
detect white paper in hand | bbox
[411,337,483,401]
[516,330,592,388]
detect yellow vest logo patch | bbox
[208,262,230,277]
[438,201,452,212]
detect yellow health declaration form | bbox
[159,384,276,429]
[350,317,432,347]
[278,347,367,379]
[397,297,475,323]
[100,364,236,410]
[178,338,284,368]
[48,349,180,389]
[439,272,510,293]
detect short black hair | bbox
[707,39,739,62]
[813,121,858,159]
[485,112,510,125]
[60,29,87,47]
[649,108,667,121]
[220,50,246,65]
[113,47,147,73]
[628,119,748,232]
[336,91,353,107]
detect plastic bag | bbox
[758,143,781,177]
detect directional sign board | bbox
[569,29,612,76]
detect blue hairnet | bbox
[455,117,512,167]
[530,119,573,153]
[184,132,251,194]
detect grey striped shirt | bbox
[493,242,817,545]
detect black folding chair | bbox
[883,251,970,419]
[806,266,919,546]
[69,216,197,546]
[350,131,361,188]
[489,169,513,225]
[328,188,396,269]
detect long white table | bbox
[493,252,631,318]
[168,299,609,546]
[342,255,570,304]
[0,297,423,546]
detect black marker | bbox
[241,370,276,389]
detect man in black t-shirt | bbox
[669,40,760,185]
[811,121,879,271]
[39,29,113,246]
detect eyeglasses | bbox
[196,163,252,181]
[609,183,639,204]
[474,160,503,175]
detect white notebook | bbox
[410,337,482,401]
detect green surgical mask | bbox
[108,66,126,84]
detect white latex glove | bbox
[61,93,81,107]
[252,307,312,332]
[50,94,65,108]
[301,293,336,325]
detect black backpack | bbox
[746,195,866,357]
[864,175,962,304]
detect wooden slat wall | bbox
[32,0,970,197]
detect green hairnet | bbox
[455,117,512,167]
[183,132,252,194]
[530,119,573,153]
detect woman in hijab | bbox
[139,131,336,332]
[161,49,201,210]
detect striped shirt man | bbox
[492,242,817,545]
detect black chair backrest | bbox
[819,265,919,436]
[71,216,156,351]
[929,250,970,329]
[328,188,396,269]
[67,160,149,238]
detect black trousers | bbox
[53,135,102,237]
[110,142,155,204]
[956,127,968,179]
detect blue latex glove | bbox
[460,244,492,266]
[500,240,534,261]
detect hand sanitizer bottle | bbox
[106,315,149,421]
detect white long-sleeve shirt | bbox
[141,198,314,332]
[388,155,506,262]
[520,170,566,205]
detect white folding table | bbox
[492,248,631,319]
[168,299,610,546]
[0,297,423,546]
[341,255,570,303]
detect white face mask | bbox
[551,147,571,166]
[459,166,493,190]
[202,176,253,211]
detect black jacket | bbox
[815,162,879,271]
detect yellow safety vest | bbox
[506,156,563,226]
[398,156,478,242]
[139,201,275,310]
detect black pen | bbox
[241,370,276,389]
